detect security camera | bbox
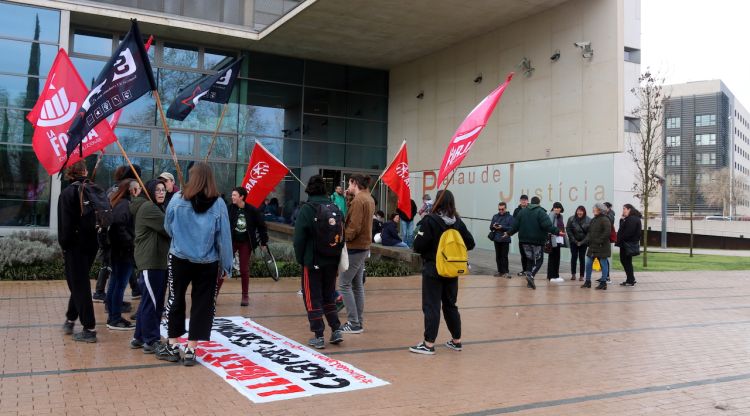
[550,50,560,61]
[574,41,594,59]
[416,91,424,99]
[574,41,590,48]
[474,74,483,84]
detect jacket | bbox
[293,194,340,267]
[490,212,514,243]
[381,221,403,246]
[583,214,611,258]
[164,191,233,275]
[109,197,135,262]
[131,196,170,271]
[331,192,347,217]
[57,178,98,252]
[512,204,526,218]
[228,203,268,249]
[413,213,475,263]
[617,214,642,246]
[344,189,376,250]
[566,215,591,244]
[507,204,558,245]
[397,199,418,222]
[548,212,569,247]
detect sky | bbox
[641,0,750,104]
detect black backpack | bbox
[73,180,113,247]
[309,202,345,258]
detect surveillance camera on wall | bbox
[550,50,560,61]
[416,91,424,99]
[574,41,590,48]
[474,74,483,83]
[574,41,594,59]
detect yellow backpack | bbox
[436,227,469,278]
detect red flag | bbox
[240,142,290,207]
[27,49,117,175]
[381,140,412,217]
[436,73,514,185]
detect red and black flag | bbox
[65,19,155,160]
[166,57,242,121]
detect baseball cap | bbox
[158,172,175,182]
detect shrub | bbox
[0,236,63,280]
[365,258,413,277]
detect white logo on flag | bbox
[396,162,410,187]
[37,87,78,127]
[216,69,232,86]
[452,125,482,144]
[112,48,136,82]
[250,161,270,180]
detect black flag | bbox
[66,19,156,159]
[166,57,242,121]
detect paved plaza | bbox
[2,268,750,415]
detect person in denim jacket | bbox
[158,163,232,366]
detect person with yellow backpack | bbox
[410,190,475,355]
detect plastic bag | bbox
[592,257,601,272]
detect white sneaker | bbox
[297,289,303,296]
[551,277,565,283]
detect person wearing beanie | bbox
[512,194,530,276]
[580,202,611,290]
[546,202,568,283]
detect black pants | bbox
[166,255,218,341]
[546,246,561,279]
[494,242,510,274]
[620,250,636,283]
[518,240,528,272]
[302,265,340,337]
[95,252,138,295]
[64,247,98,330]
[422,263,461,343]
[134,269,167,344]
[570,243,587,277]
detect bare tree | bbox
[698,167,730,215]
[629,70,667,267]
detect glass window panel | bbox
[223,0,243,25]
[138,0,165,12]
[246,51,303,84]
[164,0,181,14]
[0,108,33,144]
[159,131,194,156]
[238,136,300,166]
[183,0,222,21]
[0,74,44,109]
[345,145,386,170]
[199,134,235,159]
[204,49,234,70]
[304,88,346,117]
[70,57,106,89]
[163,42,199,68]
[239,80,301,138]
[303,115,345,142]
[302,141,345,167]
[0,39,57,76]
[346,93,387,121]
[0,144,51,227]
[158,68,238,132]
[347,66,388,95]
[0,3,59,43]
[305,60,346,90]
[73,31,113,56]
[115,127,152,153]
[206,161,238,201]
[93,154,154,191]
[346,119,387,146]
[153,158,190,185]
[117,93,155,126]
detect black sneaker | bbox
[156,343,181,362]
[107,318,135,331]
[525,274,536,290]
[143,341,160,354]
[129,338,144,349]
[329,330,343,344]
[72,329,97,343]
[308,337,325,349]
[62,320,74,335]
[183,347,197,366]
[92,292,106,303]
[409,341,435,355]
[445,340,462,351]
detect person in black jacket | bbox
[410,190,475,355]
[381,212,408,247]
[489,202,514,277]
[105,179,137,331]
[223,187,269,306]
[512,194,529,276]
[59,161,99,343]
[397,199,419,247]
[617,204,642,286]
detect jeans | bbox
[400,220,415,247]
[521,244,544,277]
[106,259,134,322]
[339,250,368,326]
[493,241,509,274]
[570,244,587,277]
[620,249,636,283]
[388,241,409,248]
[585,256,610,282]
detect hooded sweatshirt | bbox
[506,203,559,245]
[131,180,170,271]
[413,212,475,263]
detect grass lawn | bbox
[611,251,750,272]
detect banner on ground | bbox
[164,317,388,403]
[166,57,242,121]
[436,72,514,185]
[381,140,412,217]
[240,142,289,208]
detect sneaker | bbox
[62,320,74,335]
[183,347,197,366]
[445,340,463,351]
[92,292,106,303]
[329,330,343,344]
[409,342,435,355]
[605,278,611,283]
[504,273,512,279]
[72,329,97,343]
[516,271,526,277]
[525,274,536,290]
[156,343,181,362]
[143,341,160,354]
[340,322,363,334]
[335,294,345,312]
[551,277,565,283]
[308,337,325,349]
[297,289,303,296]
[129,338,144,349]
[107,318,135,331]
[240,296,249,307]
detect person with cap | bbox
[158,172,179,207]
[580,202,611,290]
[512,195,530,277]
[546,202,567,283]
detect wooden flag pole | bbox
[430,170,457,214]
[153,90,185,189]
[287,169,307,187]
[115,140,152,202]
[90,151,105,181]
[203,103,229,163]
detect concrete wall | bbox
[387,0,625,172]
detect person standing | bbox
[566,205,591,281]
[410,190,475,354]
[505,196,561,290]
[225,187,268,306]
[617,204,642,286]
[293,175,344,349]
[418,193,433,216]
[105,180,137,330]
[129,179,170,353]
[397,199,419,247]
[382,212,409,247]
[339,174,375,334]
[489,202,513,277]
[159,163,233,366]
[331,185,348,217]
[512,195,530,276]
[158,172,179,207]
[59,161,100,343]
[603,201,616,283]
[546,202,567,283]
[580,202,611,290]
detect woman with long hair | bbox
[159,163,232,366]
[617,203,643,286]
[581,202,611,290]
[566,205,591,281]
[106,179,137,330]
[410,190,475,355]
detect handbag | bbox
[623,241,640,257]
[487,231,496,241]
[543,235,553,253]
[338,243,349,273]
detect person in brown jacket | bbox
[338,174,376,334]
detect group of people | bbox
[490,194,643,291]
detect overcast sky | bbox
[641,0,750,104]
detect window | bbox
[696,153,716,165]
[668,174,681,186]
[695,173,711,184]
[695,114,716,127]
[667,117,680,129]
[666,136,681,147]
[624,47,641,64]
[667,154,681,166]
[695,134,716,146]
[624,117,640,133]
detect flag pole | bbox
[90,151,105,181]
[115,140,152,202]
[372,139,407,190]
[153,90,185,189]
[203,103,229,163]
[287,169,306,187]
[430,170,457,214]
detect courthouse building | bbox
[0,0,640,250]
